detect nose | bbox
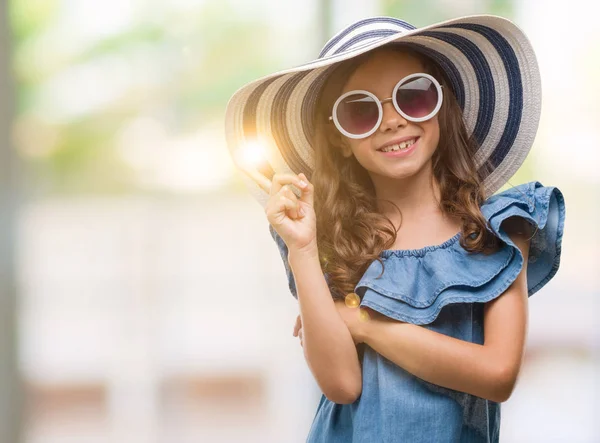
[379,101,407,133]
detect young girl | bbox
[225,15,565,443]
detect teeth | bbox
[380,138,416,152]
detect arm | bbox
[289,245,363,404]
[357,217,531,403]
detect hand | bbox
[293,314,304,347]
[256,171,317,253]
[292,300,376,349]
[238,162,315,249]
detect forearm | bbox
[289,247,362,404]
[362,317,510,402]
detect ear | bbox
[340,139,353,158]
[327,128,353,158]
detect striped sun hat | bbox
[224,15,541,208]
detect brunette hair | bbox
[310,44,502,300]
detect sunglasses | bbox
[328,73,443,139]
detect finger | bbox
[293,315,301,336]
[265,193,299,224]
[270,173,308,197]
[277,195,300,220]
[239,164,272,194]
[297,173,314,207]
[280,187,305,219]
[279,185,297,200]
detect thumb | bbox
[298,173,314,207]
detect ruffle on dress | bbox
[355,181,565,325]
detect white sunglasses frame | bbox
[328,72,444,139]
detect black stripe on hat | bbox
[319,17,416,58]
[398,42,466,110]
[422,30,496,149]
[450,24,523,171]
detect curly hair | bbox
[310,44,502,300]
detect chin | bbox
[387,168,422,180]
[384,157,434,179]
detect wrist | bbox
[288,242,319,264]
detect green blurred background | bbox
[1,0,598,442]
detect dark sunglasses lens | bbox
[336,93,379,135]
[396,77,438,118]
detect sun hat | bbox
[224,15,541,208]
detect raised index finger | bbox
[238,164,272,194]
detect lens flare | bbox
[345,292,360,308]
[358,308,371,323]
[235,140,268,170]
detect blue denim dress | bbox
[268,181,566,443]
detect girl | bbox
[224,15,565,443]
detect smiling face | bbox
[336,48,441,188]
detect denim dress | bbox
[268,181,566,443]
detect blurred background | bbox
[0,0,598,442]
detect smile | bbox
[377,137,418,152]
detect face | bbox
[336,49,440,185]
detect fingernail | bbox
[298,180,307,188]
[299,207,305,216]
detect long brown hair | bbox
[310,44,501,300]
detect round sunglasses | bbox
[328,73,444,139]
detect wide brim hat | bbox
[224,14,541,208]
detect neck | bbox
[372,163,443,223]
